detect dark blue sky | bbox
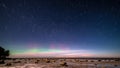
[0,0,120,57]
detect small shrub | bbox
[91,60,94,62]
[0,60,5,64]
[98,59,101,62]
[45,59,50,63]
[60,62,68,67]
[35,60,39,64]
[85,60,88,62]
[114,65,118,67]
[115,59,120,62]
[94,64,97,66]
[5,63,12,66]
[53,60,55,62]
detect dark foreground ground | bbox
[0,58,120,68]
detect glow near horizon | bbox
[10,49,93,57]
[8,43,120,58]
[10,48,119,58]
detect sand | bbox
[0,58,120,68]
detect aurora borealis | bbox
[9,43,95,57]
[0,0,120,58]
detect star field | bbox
[0,0,120,57]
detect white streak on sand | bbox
[0,64,46,68]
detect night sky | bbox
[0,0,120,57]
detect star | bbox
[4,25,8,31]
[2,3,7,9]
[21,15,26,19]
[32,24,37,32]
